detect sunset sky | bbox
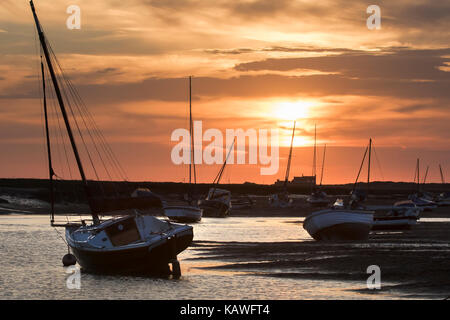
[0,0,449,184]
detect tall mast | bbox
[439,164,445,184]
[283,121,296,189]
[30,0,99,224]
[319,144,326,186]
[367,138,372,195]
[41,59,55,225]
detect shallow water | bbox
[0,214,417,300]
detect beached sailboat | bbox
[269,121,295,208]
[30,0,192,275]
[303,139,374,241]
[306,125,329,206]
[198,140,235,217]
[407,159,437,211]
[163,77,202,223]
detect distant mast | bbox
[313,124,317,186]
[319,144,326,187]
[367,138,372,195]
[439,164,445,184]
[284,121,296,190]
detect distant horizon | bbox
[0,176,448,187]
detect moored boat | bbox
[303,209,373,240]
[66,215,193,274]
[303,138,375,241]
[372,201,420,230]
[199,188,231,217]
[163,77,203,223]
[163,205,202,223]
[30,0,193,276]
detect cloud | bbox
[235,48,450,81]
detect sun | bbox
[273,100,313,121]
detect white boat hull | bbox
[303,209,373,241]
[164,206,202,223]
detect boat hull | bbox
[164,206,202,223]
[372,217,418,230]
[303,209,373,241]
[198,200,230,217]
[69,229,193,274]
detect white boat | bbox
[372,201,420,230]
[30,0,192,275]
[303,138,375,241]
[303,209,373,241]
[163,77,202,223]
[163,205,202,223]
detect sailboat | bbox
[303,139,374,241]
[306,125,329,206]
[405,159,437,211]
[198,140,235,217]
[437,164,450,206]
[30,0,193,275]
[163,77,203,223]
[269,121,295,208]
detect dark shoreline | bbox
[189,221,450,299]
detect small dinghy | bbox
[303,208,373,241]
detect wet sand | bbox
[190,220,450,299]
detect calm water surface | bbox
[0,214,411,299]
